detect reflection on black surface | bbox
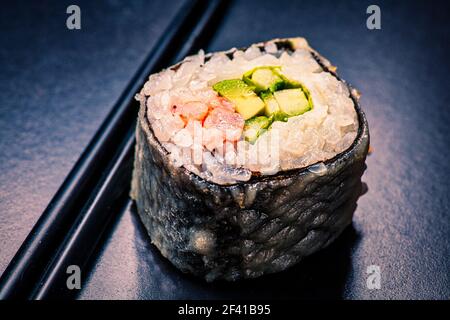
[75,0,450,299]
[131,203,359,300]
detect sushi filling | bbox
[138,39,358,185]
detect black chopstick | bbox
[0,0,227,300]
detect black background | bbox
[0,0,449,299]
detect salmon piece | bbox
[203,108,244,141]
[209,96,235,111]
[173,101,209,122]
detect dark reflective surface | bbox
[80,0,450,299]
[0,0,187,276]
[1,0,449,299]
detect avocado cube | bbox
[243,116,271,143]
[243,67,284,92]
[273,88,311,116]
[261,92,279,114]
[272,69,302,89]
[260,92,289,122]
[213,79,265,120]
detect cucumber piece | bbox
[243,67,285,92]
[243,116,271,143]
[273,88,311,116]
[260,92,288,121]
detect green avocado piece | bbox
[243,116,271,143]
[243,67,285,92]
[212,79,265,120]
[260,92,289,122]
[272,69,301,89]
[273,88,311,116]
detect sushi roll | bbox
[131,38,369,281]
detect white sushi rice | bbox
[137,38,358,185]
